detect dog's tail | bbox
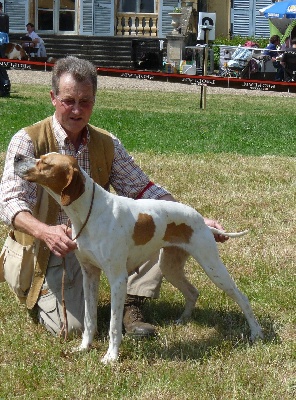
[209,227,249,238]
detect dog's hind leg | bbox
[189,229,263,341]
[159,247,199,324]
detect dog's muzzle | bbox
[14,154,37,178]
[14,154,26,163]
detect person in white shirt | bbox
[23,22,46,58]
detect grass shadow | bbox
[147,299,278,342]
[94,299,278,362]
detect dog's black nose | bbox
[14,154,25,163]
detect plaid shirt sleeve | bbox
[0,129,171,227]
[110,135,170,199]
[0,129,37,227]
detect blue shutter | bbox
[5,0,28,33]
[159,0,180,37]
[232,0,272,38]
[94,0,114,36]
[231,0,253,37]
[80,0,94,35]
[255,1,271,38]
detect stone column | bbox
[166,35,185,67]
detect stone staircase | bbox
[9,34,166,70]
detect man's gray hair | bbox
[52,56,97,95]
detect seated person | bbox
[22,22,46,58]
[280,37,291,51]
[263,35,284,81]
[280,38,296,81]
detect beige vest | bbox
[14,117,114,309]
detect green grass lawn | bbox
[0,84,295,156]
[0,83,295,399]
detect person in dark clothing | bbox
[0,1,9,58]
[0,2,9,33]
[263,35,284,81]
[280,38,296,81]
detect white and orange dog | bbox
[14,152,263,363]
[4,43,28,60]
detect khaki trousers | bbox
[36,251,163,336]
[37,252,85,336]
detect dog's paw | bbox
[175,317,186,325]
[101,351,118,364]
[71,344,91,353]
[250,327,264,342]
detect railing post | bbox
[116,13,158,37]
[151,17,157,36]
[123,17,130,35]
[130,15,136,35]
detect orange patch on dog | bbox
[163,222,193,244]
[133,213,156,245]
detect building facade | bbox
[2,0,272,38]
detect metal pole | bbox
[199,26,211,110]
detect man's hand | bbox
[204,218,229,243]
[41,224,77,257]
[14,211,77,257]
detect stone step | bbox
[8,34,166,70]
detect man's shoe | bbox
[123,295,156,337]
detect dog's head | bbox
[14,152,85,206]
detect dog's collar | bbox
[72,181,95,240]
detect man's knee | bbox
[36,290,84,337]
[38,307,84,337]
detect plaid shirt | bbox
[0,115,169,227]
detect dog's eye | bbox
[37,159,48,169]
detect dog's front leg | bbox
[79,264,101,351]
[101,271,128,364]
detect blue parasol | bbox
[262,0,296,18]
[260,1,296,35]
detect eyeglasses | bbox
[55,95,95,109]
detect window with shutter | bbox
[231,0,272,38]
[80,0,94,35]
[5,0,28,33]
[94,0,114,36]
[158,0,180,37]
[255,0,270,38]
[231,0,252,37]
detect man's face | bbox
[50,73,95,137]
[26,25,33,34]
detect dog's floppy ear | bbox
[61,165,85,206]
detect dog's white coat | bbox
[14,153,263,363]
